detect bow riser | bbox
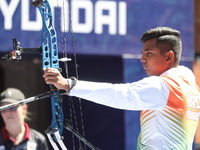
[36,1,59,70]
[32,1,67,149]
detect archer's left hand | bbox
[43,68,70,91]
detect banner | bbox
[0,0,193,59]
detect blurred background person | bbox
[0,87,49,150]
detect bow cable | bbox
[56,0,86,149]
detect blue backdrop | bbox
[0,0,194,57]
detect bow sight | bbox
[2,38,42,61]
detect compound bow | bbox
[1,0,100,150]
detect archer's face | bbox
[140,38,170,76]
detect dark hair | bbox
[140,27,182,65]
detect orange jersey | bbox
[138,66,200,150]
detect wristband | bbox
[66,77,77,94]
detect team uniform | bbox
[69,66,200,150]
[0,123,48,150]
